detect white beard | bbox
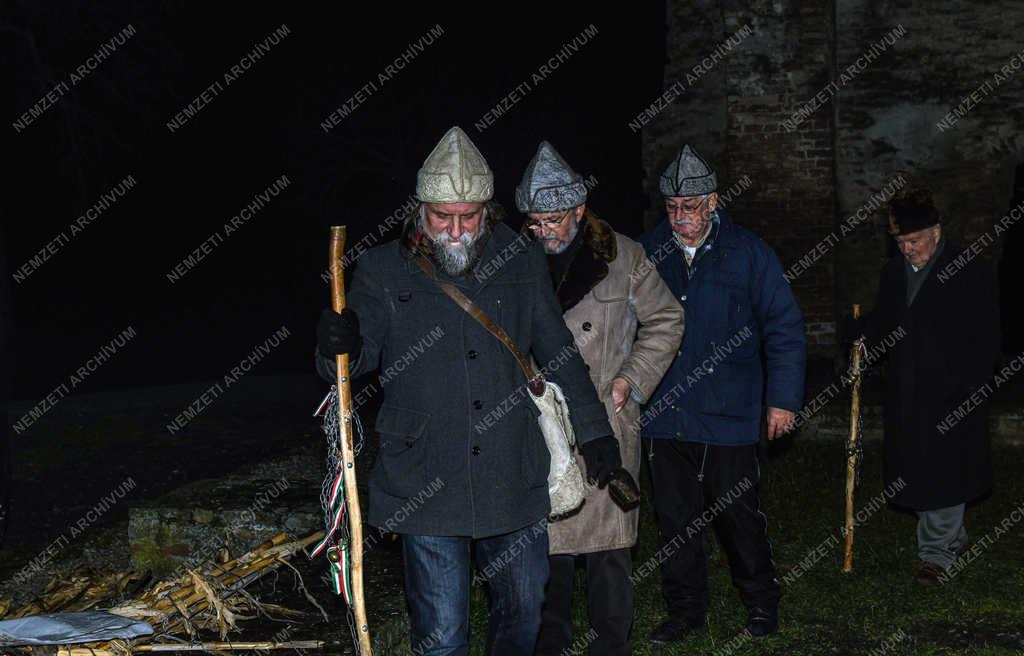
[539,221,580,255]
[432,231,480,276]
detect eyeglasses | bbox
[665,195,709,215]
[525,209,573,231]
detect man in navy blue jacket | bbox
[638,145,806,642]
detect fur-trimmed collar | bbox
[523,210,617,312]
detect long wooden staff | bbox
[138,642,325,652]
[842,304,863,573]
[328,226,372,654]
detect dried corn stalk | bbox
[2,532,324,653]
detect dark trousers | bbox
[644,439,781,621]
[535,548,633,656]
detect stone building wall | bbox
[834,1,1024,320]
[642,0,1024,354]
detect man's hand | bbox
[766,407,796,440]
[317,308,362,356]
[579,436,622,488]
[611,377,631,414]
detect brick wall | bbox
[725,3,836,350]
[834,1,1024,318]
[641,1,837,353]
[642,1,1024,355]
[639,1,728,229]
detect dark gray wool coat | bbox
[316,220,613,538]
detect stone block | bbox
[128,476,320,576]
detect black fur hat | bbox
[888,187,940,236]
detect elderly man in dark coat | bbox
[861,187,1000,585]
[315,127,613,655]
[638,145,806,641]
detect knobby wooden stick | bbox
[57,641,324,656]
[843,304,863,573]
[328,226,371,654]
[136,641,325,651]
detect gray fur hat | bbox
[515,141,588,213]
[660,144,717,197]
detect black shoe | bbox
[916,560,947,586]
[745,606,778,638]
[649,616,706,643]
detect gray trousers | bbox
[916,503,967,569]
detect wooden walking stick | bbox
[326,226,372,654]
[843,304,864,573]
[59,642,326,656]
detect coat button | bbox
[680,295,687,301]
[473,400,483,409]
[706,365,714,374]
[472,445,481,455]
[468,350,478,359]
[582,322,592,331]
[405,438,414,447]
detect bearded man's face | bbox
[421,202,485,276]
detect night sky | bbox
[6,3,665,399]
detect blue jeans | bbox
[402,519,550,655]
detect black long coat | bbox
[316,222,613,537]
[865,241,1000,510]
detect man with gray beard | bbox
[315,127,613,655]
[422,204,485,276]
[518,142,683,656]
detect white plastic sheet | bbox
[0,610,153,646]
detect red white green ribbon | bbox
[309,464,353,603]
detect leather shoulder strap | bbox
[415,255,544,394]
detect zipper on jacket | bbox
[697,443,709,483]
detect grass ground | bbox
[466,439,1024,655]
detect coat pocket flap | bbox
[375,404,431,439]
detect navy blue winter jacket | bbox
[638,210,806,445]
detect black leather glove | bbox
[317,308,362,357]
[607,468,641,511]
[579,435,622,488]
